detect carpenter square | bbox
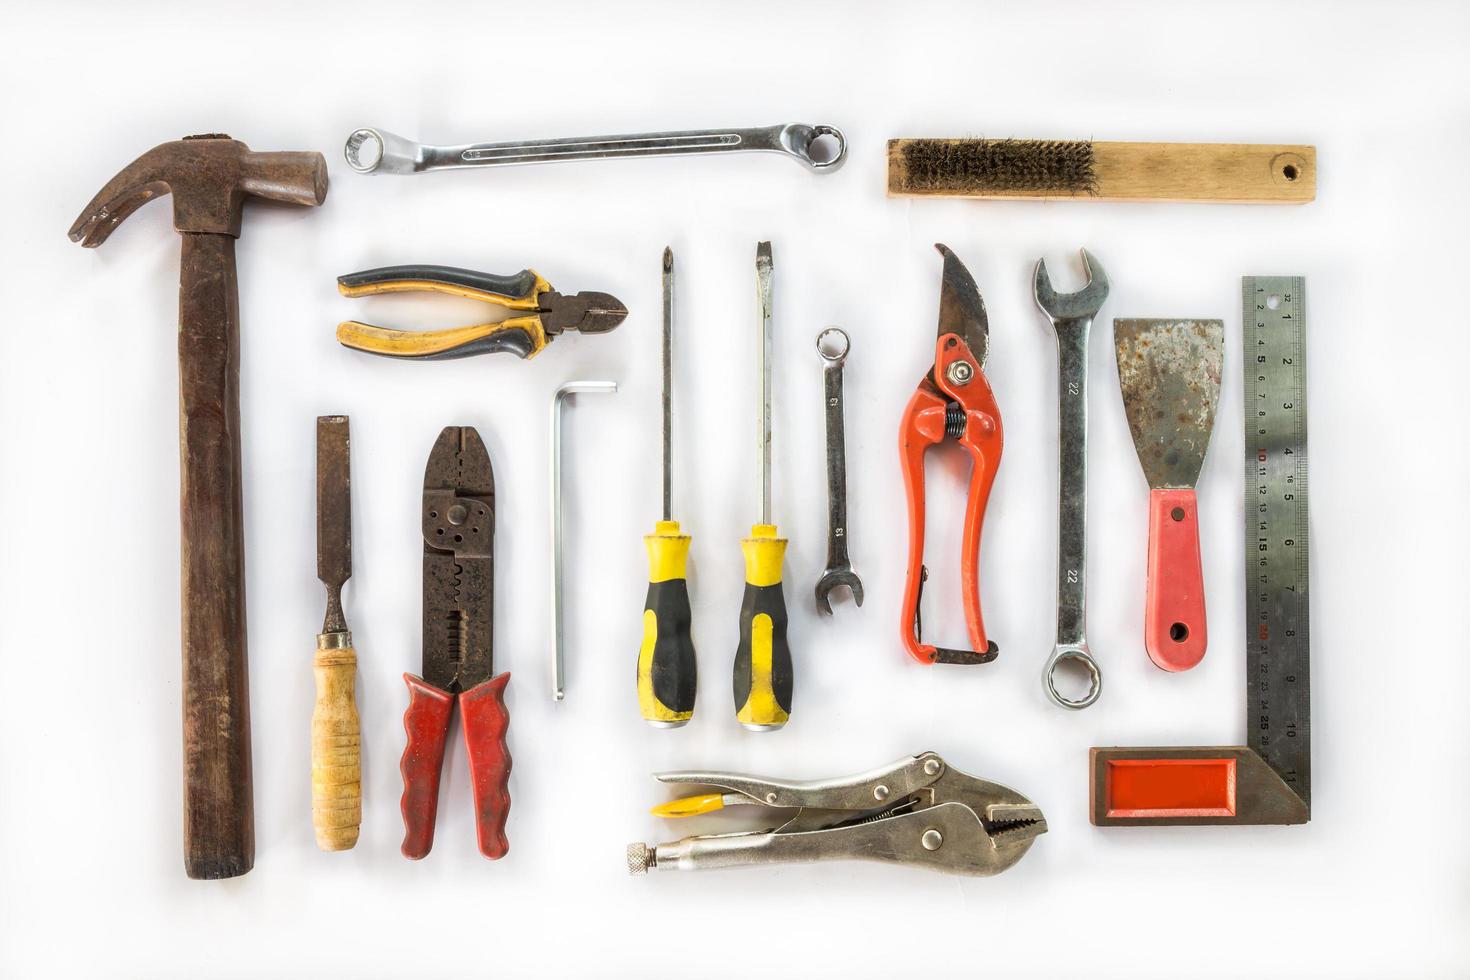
[1090,278,1310,826]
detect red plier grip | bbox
[899,334,1003,665]
[399,672,512,860]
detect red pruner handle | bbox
[460,673,512,860]
[898,386,947,664]
[957,390,1002,659]
[1145,488,1208,671]
[400,673,454,860]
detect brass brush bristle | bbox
[900,139,1099,195]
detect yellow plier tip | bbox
[651,793,725,818]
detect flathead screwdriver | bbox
[637,247,697,726]
[734,242,792,731]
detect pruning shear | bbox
[898,245,1003,665]
[336,264,626,360]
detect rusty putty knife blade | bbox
[1113,319,1223,489]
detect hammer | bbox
[70,135,327,879]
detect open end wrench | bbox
[814,328,864,614]
[1034,251,1109,709]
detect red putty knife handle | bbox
[1145,488,1207,671]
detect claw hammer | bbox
[70,135,328,879]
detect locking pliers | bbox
[627,751,1045,877]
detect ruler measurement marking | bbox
[1243,276,1311,808]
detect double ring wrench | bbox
[1034,251,1109,709]
[814,328,863,613]
[345,123,847,175]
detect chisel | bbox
[313,416,361,850]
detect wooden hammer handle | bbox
[178,232,254,879]
[312,634,361,850]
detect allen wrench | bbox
[551,380,618,700]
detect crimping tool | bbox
[399,426,510,860]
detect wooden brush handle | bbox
[887,139,1315,203]
[312,633,361,851]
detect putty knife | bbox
[1113,318,1223,671]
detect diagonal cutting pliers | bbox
[399,426,511,860]
[898,245,1004,665]
[337,264,627,360]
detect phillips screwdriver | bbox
[734,242,792,731]
[637,247,698,727]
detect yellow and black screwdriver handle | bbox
[637,520,697,727]
[336,265,555,360]
[734,524,791,730]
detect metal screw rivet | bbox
[923,759,940,776]
[873,784,889,802]
[946,361,974,386]
[447,504,468,526]
[922,829,943,850]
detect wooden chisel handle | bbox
[312,632,361,850]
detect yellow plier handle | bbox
[336,265,554,360]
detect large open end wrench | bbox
[1034,251,1109,709]
[814,328,863,613]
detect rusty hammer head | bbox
[69,134,327,247]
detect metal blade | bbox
[661,247,673,522]
[316,417,352,586]
[543,290,628,335]
[756,241,773,525]
[316,417,352,626]
[935,244,989,366]
[1113,319,1224,489]
[421,426,495,691]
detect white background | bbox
[2,1,1467,976]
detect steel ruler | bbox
[1243,276,1311,809]
[1088,277,1311,826]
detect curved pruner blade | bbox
[935,243,990,366]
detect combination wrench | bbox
[814,328,863,614]
[1034,252,1109,709]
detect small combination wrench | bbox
[1034,251,1109,709]
[345,123,847,175]
[814,328,863,614]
